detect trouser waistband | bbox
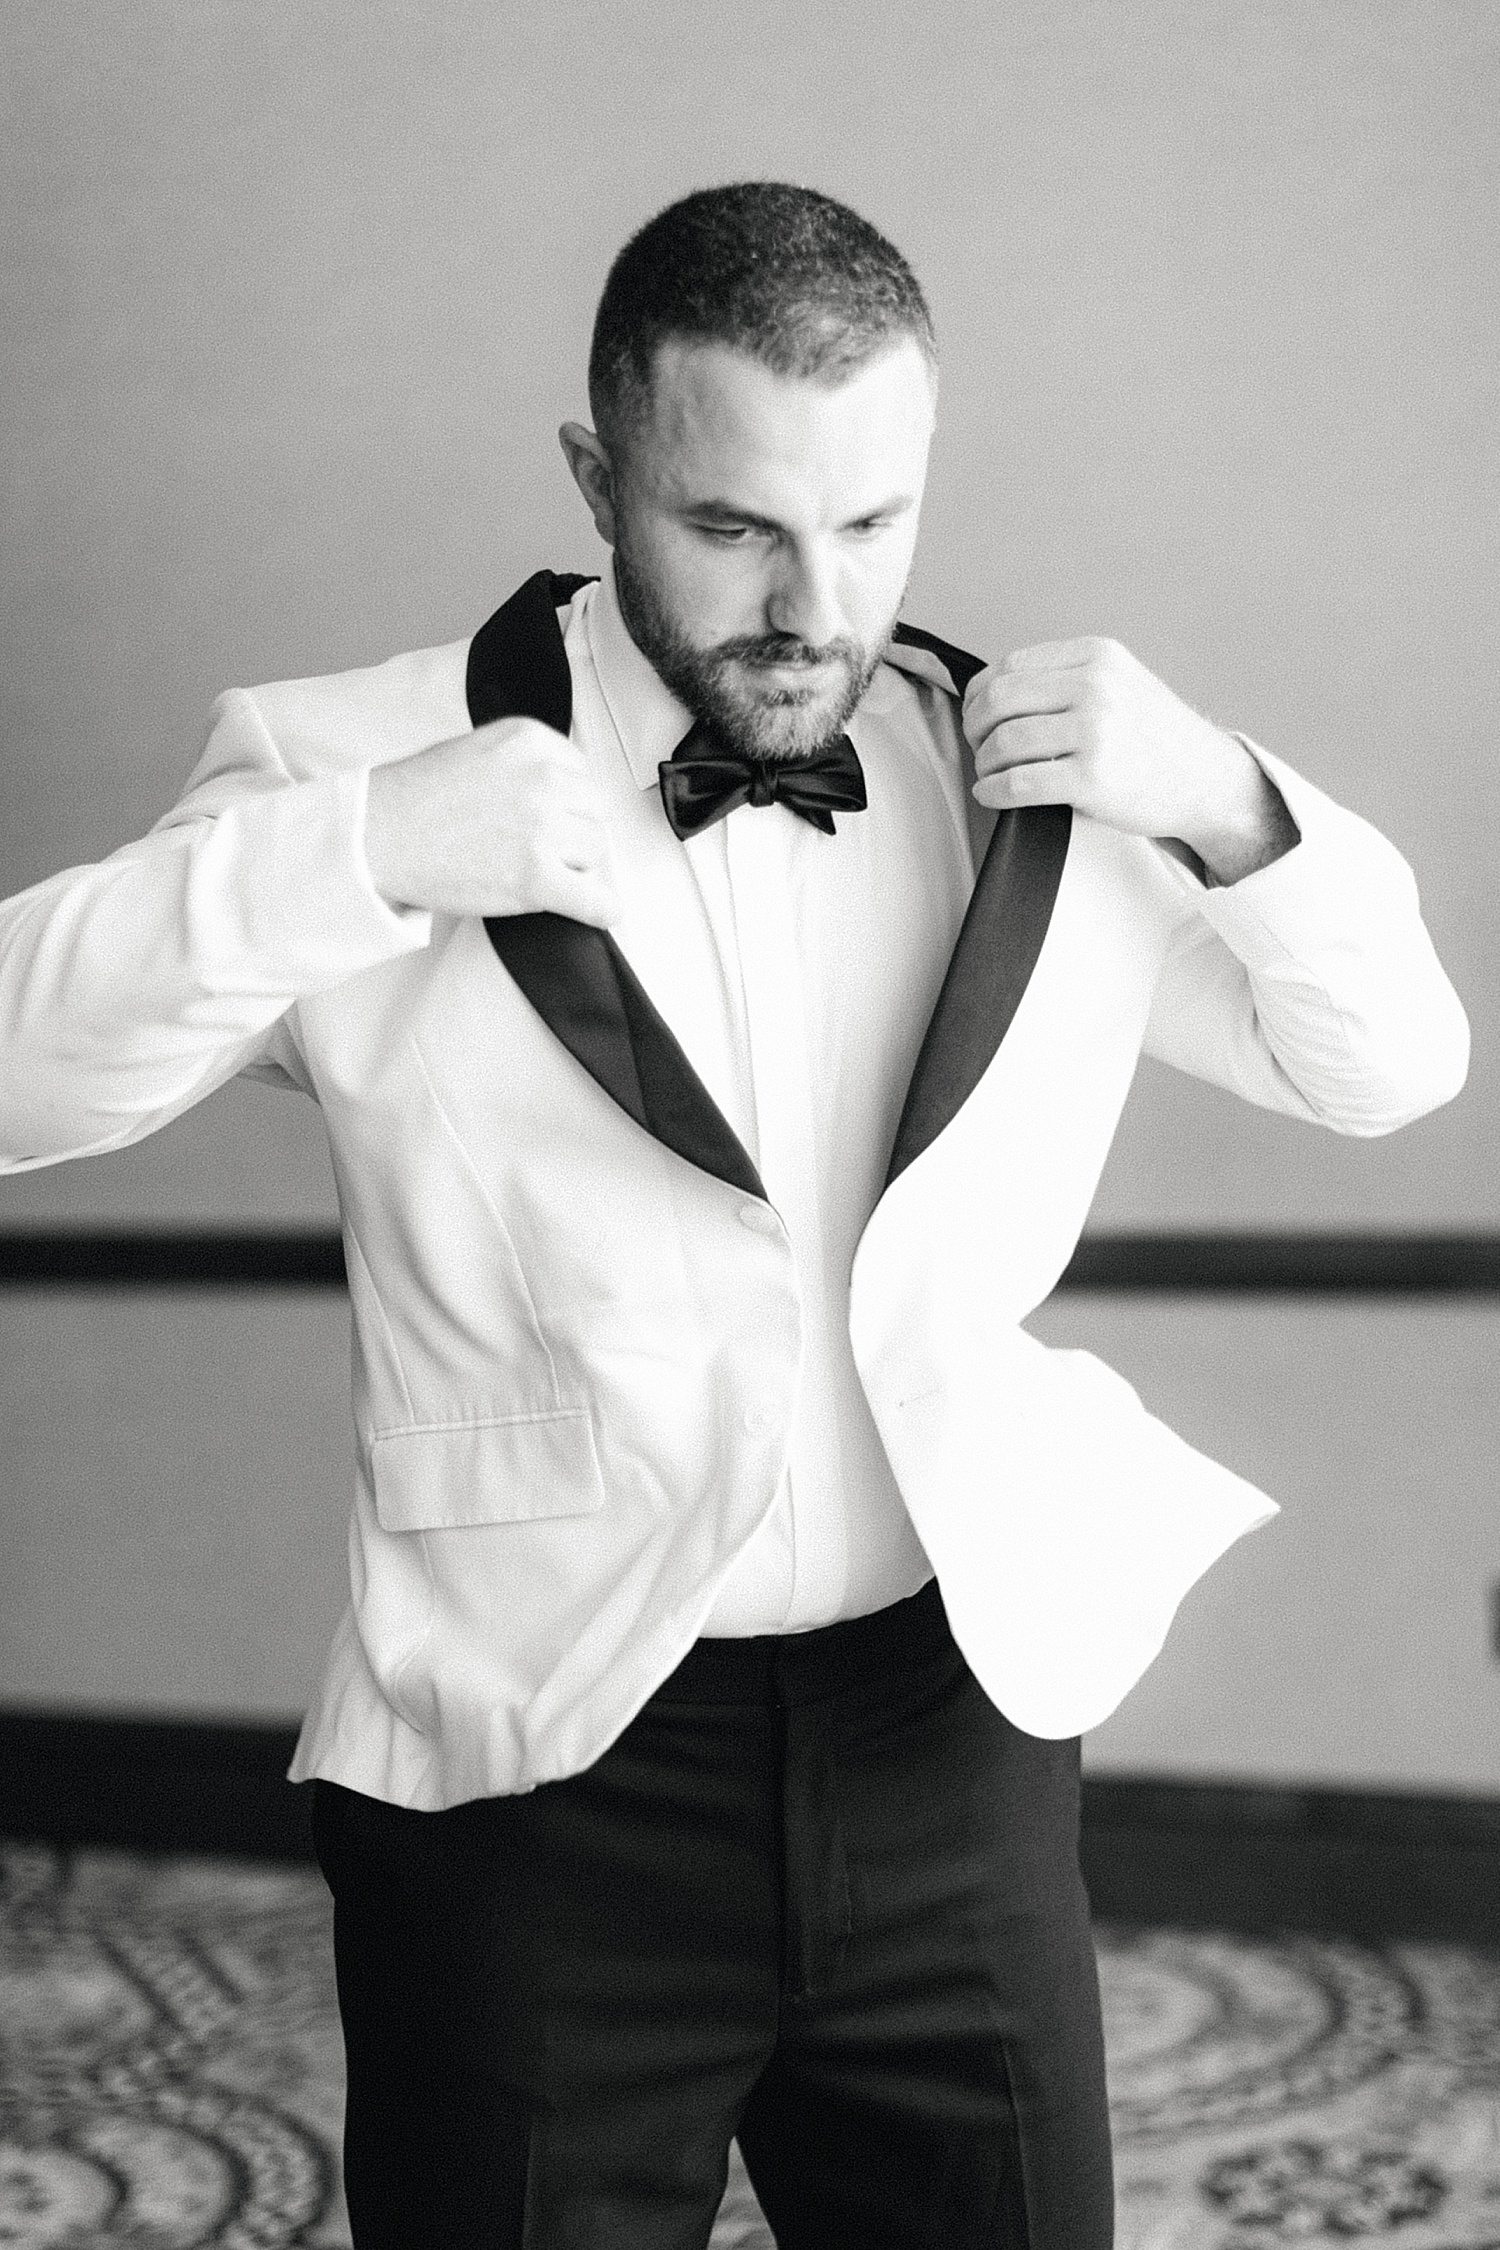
[651,1576,951,1707]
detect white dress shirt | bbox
[579,566,974,1633]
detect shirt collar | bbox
[585,560,696,791]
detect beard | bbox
[613,536,899,763]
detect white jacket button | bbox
[742,1402,777,1436]
[738,1203,780,1235]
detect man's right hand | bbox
[362,719,620,926]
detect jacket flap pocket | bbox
[370,1409,606,1531]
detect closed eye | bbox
[697,524,760,544]
[846,500,915,536]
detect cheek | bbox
[846,530,919,629]
[655,532,766,639]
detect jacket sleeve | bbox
[1142,741,1469,1134]
[0,687,432,1171]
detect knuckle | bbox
[518,827,552,884]
[483,716,534,758]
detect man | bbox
[0,183,1467,2247]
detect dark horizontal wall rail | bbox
[0,1227,1497,1292]
[3,1710,1497,1942]
[0,1228,350,1289]
[1064,1231,1500,1293]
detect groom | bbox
[0,183,1467,2246]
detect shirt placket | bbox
[722,804,842,1624]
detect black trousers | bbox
[311,1580,1114,2249]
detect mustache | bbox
[713,633,861,670]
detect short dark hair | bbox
[588,182,936,451]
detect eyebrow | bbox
[685,494,918,531]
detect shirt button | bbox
[738,1203,780,1235]
[743,1402,778,1437]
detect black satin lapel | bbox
[889,619,988,700]
[886,803,1071,1184]
[469,572,766,1202]
[465,570,594,737]
[884,622,1073,1187]
[487,913,765,1200]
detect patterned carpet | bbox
[2,1842,1498,2247]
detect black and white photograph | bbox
[1,5,1495,2245]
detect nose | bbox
[766,544,843,651]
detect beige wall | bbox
[1030,1295,1500,1793]
[4,1289,1496,1792]
[1,2,1494,1781]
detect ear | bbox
[559,422,618,545]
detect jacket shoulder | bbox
[230,634,473,781]
[868,617,987,747]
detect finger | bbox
[544,861,621,928]
[478,719,591,784]
[965,665,1084,735]
[972,753,1078,812]
[476,714,581,752]
[971,713,1082,774]
[998,637,1113,674]
[548,771,609,825]
[548,807,611,871]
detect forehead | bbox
[628,336,936,512]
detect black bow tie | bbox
[657,727,867,840]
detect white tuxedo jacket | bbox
[0,572,1468,1808]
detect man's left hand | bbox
[963,637,1300,885]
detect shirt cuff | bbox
[207,764,434,990]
